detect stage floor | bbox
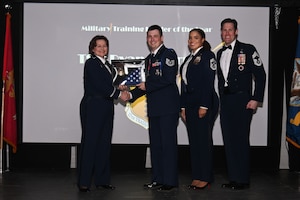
[0,168,299,200]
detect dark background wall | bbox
[0,0,300,171]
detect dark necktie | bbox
[149,53,155,66]
[105,61,113,72]
[105,61,116,78]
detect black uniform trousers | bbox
[78,96,113,187]
[148,113,179,187]
[186,106,213,182]
[220,92,253,184]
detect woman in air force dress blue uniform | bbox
[77,35,127,192]
[180,28,219,190]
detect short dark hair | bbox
[88,35,109,55]
[147,25,163,36]
[221,18,238,30]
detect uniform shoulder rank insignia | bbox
[166,58,175,67]
[210,58,217,70]
[252,51,263,67]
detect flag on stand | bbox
[1,12,17,153]
[286,16,300,149]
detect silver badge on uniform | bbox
[252,51,263,67]
[193,56,201,64]
[166,58,175,67]
[210,58,217,70]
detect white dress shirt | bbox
[220,40,236,86]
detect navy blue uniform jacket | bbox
[130,45,180,117]
[82,56,120,100]
[180,48,218,110]
[216,40,266,102]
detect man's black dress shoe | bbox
[157,185,176,191]
[232,183,249,190]
[78,186,90,192]
[143,182,163,189]
[222,182,249,190]
[96,184,116,190]
[221,182,234,188]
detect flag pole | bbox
[0,58,4,173]
[1,4,13,173]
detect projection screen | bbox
[23,3,269,145]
